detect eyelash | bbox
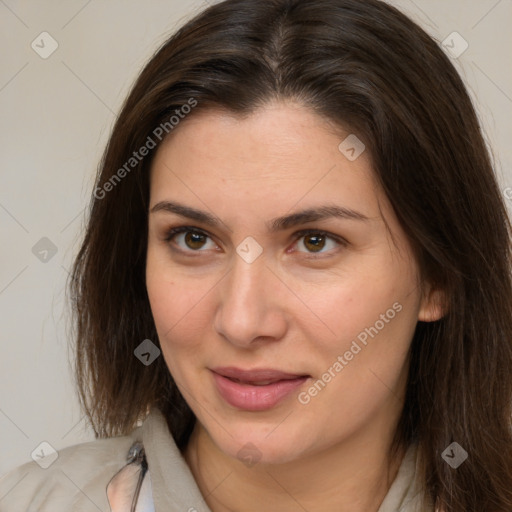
[163,226,347,258]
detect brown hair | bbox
[69,0,512,510]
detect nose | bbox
[213,250,288,349]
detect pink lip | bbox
[210,367,310,411]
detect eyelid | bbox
[163,226,347,255]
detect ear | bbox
[418,283,447,322]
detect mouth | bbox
[211,366,309,382]
[210,367,311,411]
[227,378,292,386]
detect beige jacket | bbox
[0,408,434,511]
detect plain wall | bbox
[1,0,511,474]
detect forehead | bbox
[149,101,377,201]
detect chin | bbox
[205,419,315,466]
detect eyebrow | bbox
[150,201,371,232]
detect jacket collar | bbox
[142,407,212,511]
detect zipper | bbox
[127,442,149,512]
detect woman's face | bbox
[146,101,438,464]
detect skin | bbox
[145,100,444,512]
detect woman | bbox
[1,0,511,510]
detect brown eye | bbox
[295,230,344,255]
[184,231,207,250]
[302,234,327,253]
[164,227,217,252]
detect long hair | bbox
[69,0,512,510]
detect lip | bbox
[212,367,307,382]
[210,367,310,411]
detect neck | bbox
[183,419,407,512]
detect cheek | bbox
[146,275,211,385]
[302,263,420,389]
[146,254,215,360]
[297,281,417,433]
[300,270,408,345]
[148,281,207,344]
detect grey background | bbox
[1,0,511,473]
